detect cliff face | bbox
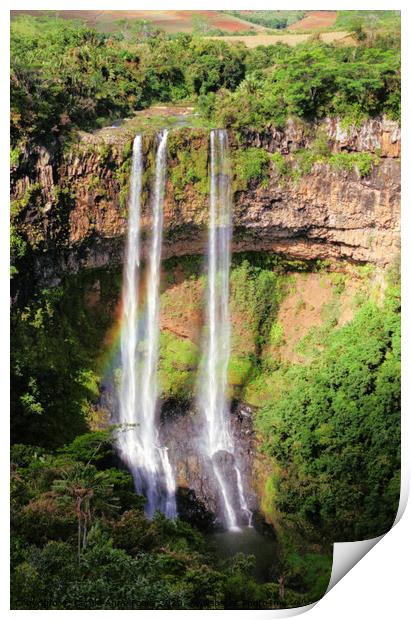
[233,157,400,265]
[242,116,401,158]
[11,118,400,290]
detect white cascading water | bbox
[235,465,253,527]
[117,134,143,482]
[198,129,252,530]
[117,130,176,519]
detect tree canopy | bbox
[11,14,400,148]
[257,282,400,542]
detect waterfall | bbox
[198,129,252,530]
[235,465,253,528]
[117,130,176,519]
[117,134,143,480]
[117,128,250,527]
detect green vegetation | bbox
[232,147,271,190]
[168,130,209,200]
[232,137,380,185]
[10,147,21,167]
[270,152,292,178]
[328,152,376,176]
[288,146,378,181]
[11,270,121,447]
[10,225,27,277]
[222,11,305,31]
[10,180,52,255]
[114,153,133,212]
[230,259,286,349]
[11,430,324,609]
[11,13,400,152]
[257,281,400,542]
[159,332,199,399]
[11,15,247,148]
[206,39,400,133]
[334,10,400,32]
[10,253,400,609]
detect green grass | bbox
[334,10,400,31]
[221,10,305,31]
[232,147,272,191]
[158,331,199,399]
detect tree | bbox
[52,462,119,562]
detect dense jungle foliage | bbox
[11,13,400,151]
[200,39,400,132]
[257,278,401,543]
[9,258,334,609]
[11,433,319,610]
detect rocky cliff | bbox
[11,117,400,293]
[243,116,401,158]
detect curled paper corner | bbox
[260,603,317,618]
[325,478,410,597]
[326,535,384,594]
[275,603,317,617]
[267,535,387,617]
[393,467,410,527]
[248,479,410,619]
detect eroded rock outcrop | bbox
[243,116,401,157]
[231,157,400,265]
[11,119,400,294]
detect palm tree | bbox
[53,462,118,563]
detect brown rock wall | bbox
[11,119,400,290]
[243,116,401,157]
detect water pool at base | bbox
[208,527,279,582]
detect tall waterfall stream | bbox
[118,130,176,518]
[198,129,252,530]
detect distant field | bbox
[11,9,400,37]
[288,10,337,31]
[10,9,266,34]
[206,30,354,49]
[334,10,400,30]
[223,10,305,30]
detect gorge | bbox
[10,115,401,613]
[11,115,401,534]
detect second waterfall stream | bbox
[198,129,252,530]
